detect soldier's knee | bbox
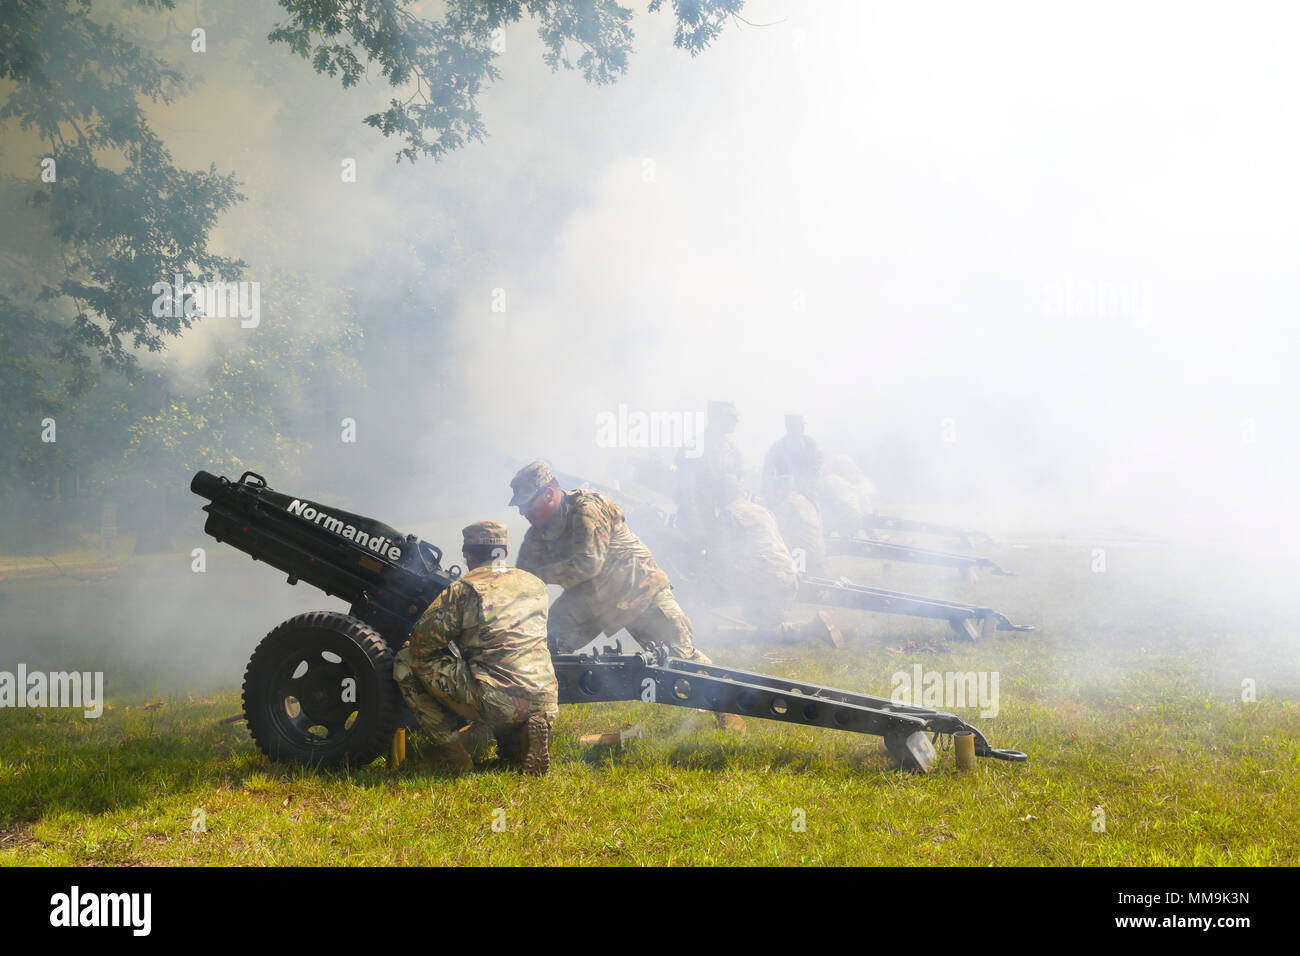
[393,667,424,706]
[392,648,412,681]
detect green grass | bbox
[2,541,1297,865]
[0,536,138,574]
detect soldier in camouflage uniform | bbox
[510,460,743,731]
[768,474,828,577]
[392,521,558,775]
[674,399,744,540]
[818,454,879,539]
[762,414,823,504]
[511,460,709,661]
[712,476,842,648]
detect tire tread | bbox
[242,611,398,769]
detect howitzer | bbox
[194,470,1026,771]
[825,534,1016,577]
[536,464,1033,642]
[864,514,994,549]
[625,455,997,551]
[797,576,1034,641]
[555,643,1026,769]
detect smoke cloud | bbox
[3,0,1297,695]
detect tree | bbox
[0,0,244,372]
[120,272,364,525]
[0,0,746,383]
[0,0,245,509]
[271,0,746,161]
[0,0,745,542]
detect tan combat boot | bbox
[715,711,746,732]
[518,714,553,776]
[688,707,744,731]
[804,611,844,649]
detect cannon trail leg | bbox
[552,650,1028,772]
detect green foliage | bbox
[0,0,744,538]
[269,0,742,161]
[122,284,365,497]
[647,0,745,56]
[0,0,246,520]
[0,0,245,371]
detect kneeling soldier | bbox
[393,521,558,775]
[715,476,842,648]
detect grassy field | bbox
[0,537,135,580]
[1,540,1297,866]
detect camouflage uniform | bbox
[515,479,710,664]
[769,476,828,577]
[707,476,841,647]
[393,525,558,747]
[713,493,800,628]
[818,473,864,538]
[674,400,743,539]
[818,454,878,538]
[763,420,823,504]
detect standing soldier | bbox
[675,399,743,539]
[393,521,558,775]
[763,414,823,504]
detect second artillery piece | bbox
[191,470,1027,773]
[541,466,1035,642]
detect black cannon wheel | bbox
[242,611,400,768]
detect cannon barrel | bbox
[191,469,225,501]
[191,470,455,642]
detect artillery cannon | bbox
[862,514,995,549]
[825,534,1016,578]
[192,470,1026,772]
[537,465,1034,641]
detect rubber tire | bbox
[242,611,400,769]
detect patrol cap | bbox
[509,459,557,507]
[708,400,739,420]
[463,520,508,548]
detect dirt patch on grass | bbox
[0,823,37,851]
